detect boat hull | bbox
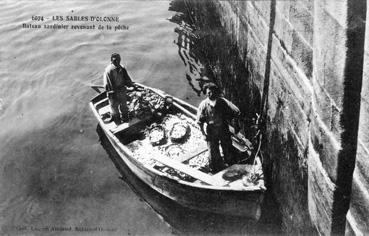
[102,124,263,220]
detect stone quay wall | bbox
[211,0,368,235]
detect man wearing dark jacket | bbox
[103,53,135,123]
[197,81,241,173]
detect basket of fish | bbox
[169,122,190,143]
[148,125,167,146]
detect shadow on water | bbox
[97,124,282,235]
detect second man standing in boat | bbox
[103,53,135,123]
[197,81,241,173]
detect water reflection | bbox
[169,0,204,96]
[169,0,262,139]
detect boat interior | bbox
[91,90,265,190]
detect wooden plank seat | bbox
[178,146,208,163]
[152,153,227,187]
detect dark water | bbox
[0,0,281,235]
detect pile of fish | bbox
[127,89,165,119]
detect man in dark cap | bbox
[103,53,135,123]
[197,80,241,173]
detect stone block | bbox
[312,82,333,130]
[289,1,313,46]
[246,57,264,91]
[358,96,369,146]
[345,217,355,236]
[251,0,271,23]
[308,141,336,235]
[273,10,294,54]
[354,141,369,189]
[346,208,367,236]
[266,78,280,123]
[362,74,369,100]
[243,2,269,47]
[246,31,266,82]
[237,0,247,14]
[310,115,341,182]
[287,98,310,148]
[314,6,346,109]
[348,174,369,233]
[275,0,290,20]
[267,82,289,135]
[269,35,312,115]
[267,63,310,148]
[291,30,313,78]
[364,46,369,69]
[320,0,347,28]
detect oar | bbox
[90,84,104,93]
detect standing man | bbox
[103,53,135,123]
[197,81,241,173]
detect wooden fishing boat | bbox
[89,83,265,220]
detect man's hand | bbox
[198,122,209,141]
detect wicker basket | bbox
[148,125,167,146]
[169,122,190,143]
